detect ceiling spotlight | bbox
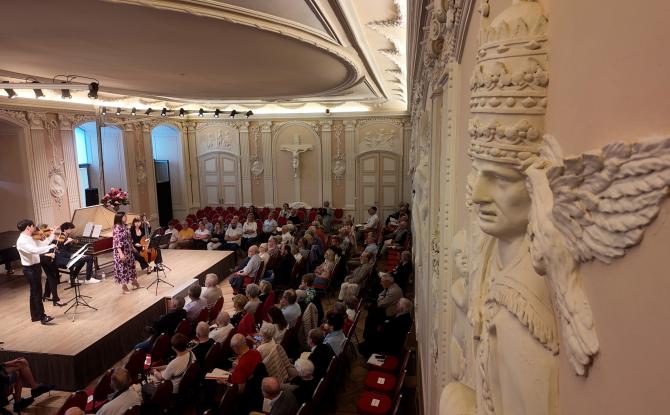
[229,109,238,118]
[198,108,204,117]
[179,108,185,117]
[145,108,152,115]
[88,82,99,99]
[61,82,72,99]
[325,108,331,114]
[161,108,167,117]
[214,109,220,118]
[115,108,121,116]
[131,107,137,116]
[101,107,107,115]
[32,82,44,99]
[245,110,253,118]
[2,81,16,99]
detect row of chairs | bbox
[356,349,411,415]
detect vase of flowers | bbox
[101,187,129,211]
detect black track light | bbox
[214,109,220,118]
[161,108,167,117]
[325,108,331,114]
[101,107,107,115]
[131,107,137,116]
[179,108,185,117]
[61,82,72,99]
[88,82,99,99]
[115,108,121,116]
[245,110,253,118]
[229,109,238,118]
[32,82,44,99]
[198,108,204,117]
[2,81,16,99]
[145,108,152,115]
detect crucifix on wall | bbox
[279,134,314,202]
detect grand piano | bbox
[69,205,118,270]
[0,230,20,274]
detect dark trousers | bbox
[23,264,45,321]
[70,254,94,281]
[41,256,60,302]
[133,251,149,270]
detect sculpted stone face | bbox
[471,159,531,240]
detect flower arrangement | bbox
[101,187,129,211]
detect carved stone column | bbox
[122,122,140,214]
[141,122,159,223]
[239,121,252,206]
[26,112,54,226]
[320,120,333,204]
[183,121,199,211]
[343,119,356,211]
[58,114,82,215]
[260,121,274,207]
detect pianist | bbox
[55,222,100,285]
[15,219,55,325]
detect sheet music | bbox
[83,223,94,237]
[67,243,90,269]
[92,224,103,238]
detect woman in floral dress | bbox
[112,212,139,293]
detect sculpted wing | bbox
[548,136,670,264]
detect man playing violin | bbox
[34,224,65,307]
[55,222,100,285]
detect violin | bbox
[32,226,54,241]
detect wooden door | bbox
[199,154,241,207]
[219,154,240,207]
[357,152,400,222]
[199,154,220,207]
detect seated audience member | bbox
[176,221,195,249]
[261,377,299,415]
[306,329,334,380]
[360,298,413,358]
[313,249,337,287]
[1,358,53,413]
[364,273,404,339]
[241,213,258,250]
[385,202,409,226]
[380,219,409,255]
[319,201,334,232]
[149,333,195,394]
[282,358,317,404]
[259,243,270,267]
[258,280,273,304]
[279,203,291,219]
[162,222,179,249]
[356,206,379,241]
[192,221,211,250]
[287,208,302,226]
[268,236,281,260]
[297,237,311,262]
[391,250,413,290]
[230,246,261,293]
[222,334,262,393]
[136,295,187,351]
[192,322,215,363]
[338,251,373,301]
[268,244,295,286]
[257,324,292,382]
[244,283,262,315]
[337,228,351,255]
[347,233,378,268]
[323,313,346,356]
[209,311,233,343]
[295,273,317,305]
[267,307,288,344]
[184,284,207,323]
[262,212,278,243]
[291,244,302,263]
[343,295,358,335]
[327,235,343,258]
[202,217,213,232]
[201,273,222,308]
[220,216,243,251]
[95,367,141,415]
[231,294,248,327]
[279,225,294,245]
[280,290,301,328]
[207,222,224,251]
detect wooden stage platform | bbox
[0,249,235,391]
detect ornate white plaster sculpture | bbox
[280,134,313,178]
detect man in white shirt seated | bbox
[162,222,179,249]
[280,289,301,328]
[230,245,261,294]
[148,333,195,394]
[184,284,207,323]
[209,311,233,343]
[356,206,379,242]
[219,216,243,251]
[96,368,141,415]
[192,220,211,250]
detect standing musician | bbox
[55,222,99,286]
[15,219,56,325]
[34,224,64,307]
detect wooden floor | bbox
[0,249,234,355]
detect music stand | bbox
[63,243,98,321]
[146,233,174,295]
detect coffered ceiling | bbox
[0,0,408,115]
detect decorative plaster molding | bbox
[0,109,29,126]
[332,124,345,180]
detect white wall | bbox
[0,121,33,231]
[152,124,187,219]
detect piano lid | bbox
[71,205,142,237]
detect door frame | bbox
[355,150,402,223]
[197,150,242,207]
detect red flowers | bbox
[101,187,129,208]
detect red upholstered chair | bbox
[150,334,171,367]
[237,312,256,336]
[190,223,198,230]
[297,209,306,222]
[176,361,200,401]
[204,342,224,373]
[85,368,113,412]
[124,349,146,384]
[364,370,397,395]
[367,355,398,374]
[175,319,191,336]
[332,208,344,226]
[209,297,224,323]
[217,383,239,414]
[196,209,205,218]
[150,380,173,414]
[227,206,236,214]
[308,210,317,222]
[175,223,183,231]
[55,390,87,415]
[356,391,392,415]
[196,308,210,325]
[277,216,287,226]
[259,291,275,322]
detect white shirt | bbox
[242,221,258,238]
[96,388,142,415]
[225,224,243,246]
[282,303,301,328]
[16,233,54,266]
[184,297,207,322]
[281,232,294,245]
[165,228,179,243]
[242,254,262,277]
[364,213,379,230]
[194,228,211,240]
[209,324,234,343]
[161,351,195,393]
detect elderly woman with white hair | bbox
[257,322,293,383]
[209,311,233,343]
[201,273,222,308]
[244,283,262,315]
[282,358,318,404]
